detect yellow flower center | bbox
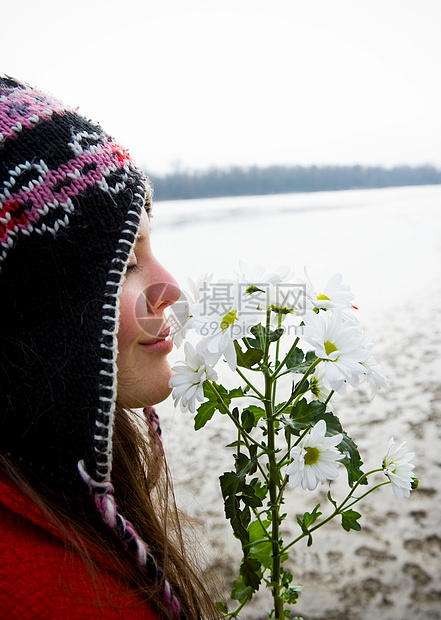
[317,294,330,301]
[324,340,338,357]
[221,309,238,330]
[304,446,320,465]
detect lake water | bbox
[151,184,441,326]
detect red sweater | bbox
[0,474,159,619]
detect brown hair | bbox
[0,405,222,619]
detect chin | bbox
[117,363,174,409]
[143,383,173,407]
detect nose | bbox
[143,258,181,316]
[134,259,181,340]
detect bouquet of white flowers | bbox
[168,264,418,619]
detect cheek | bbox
[117,287,140,349]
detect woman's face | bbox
[116,209,180,408]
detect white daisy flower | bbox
[168,342,218,413]
[309,366,332,403]
[188,276,264,370]
[361,356,390,400]
[304,268,356,311]
[238,262,293,289]
[302,309,370,395]
[238,262,307,318]
[357,332,389,399]
[383,438,416,499]
[286,420,344,490]
[170,274,215,348]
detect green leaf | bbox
[223,495,250,544]
[241,491,263,509]
[249,324,284,347]
[286,398,326,433]
[294,378,310,397]
[194,383,233,430]
[249,478,268,501]
[247,519,272,569]
[297,504,322,547]
[219,472,240,499]
[240,557,262,590]
[239,504,251,531]
[229,386,246,398]
[285,348,318,373]
[220,469,260,546]
[283,585,303,605]
[269,327,284,342]
[203,382,232,408]
[235,341,263,369]
[215,601,228,614]
[231,406,239,422]
[231,578,254,602]
[194,400,217,430]
[281,569,294,588]
[284,347,304,370]
[241,408,255,433]
[302,504,322,529]
[248,518,270,542]
[247,325,264,349]
[246,336,262,349]
[339,435,366,487]
[234,443,258,477]
[245,405,266,424]
[341,509,362,531]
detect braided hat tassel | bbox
[78,461,186,620]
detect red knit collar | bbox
[0,472,116,572]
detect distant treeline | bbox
[148,164,441,201]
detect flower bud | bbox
[411,477,420,490]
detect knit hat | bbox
[0,76,184,619]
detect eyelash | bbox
[126,264,141,273]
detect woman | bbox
[0,76,220,619]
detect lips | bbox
[140,325,171,346]
[138,322,173,354]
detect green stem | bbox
[336,467,383,509]
[225,597,248,619]
[324,389,334,407]
[275,474,289,507]
[273,336,300,378]
[206,382,263,449]
[250,508,273,542]
[266,410,283,616]
[343,481,390,510]
[282,469,386,554]
[272,314,283,407]
[274,314,282,368]
[235,365,265,400]
[242,337,252,350]
[291,358,321,399]
[262,323,283,618]
[276,358,321,416]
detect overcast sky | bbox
[1,0,440,174]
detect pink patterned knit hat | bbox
[0,75,184,620]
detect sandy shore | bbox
[154,186,441,619]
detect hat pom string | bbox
[78,460,185,620]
